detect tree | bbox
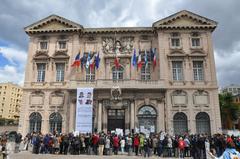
[219,92,240,129]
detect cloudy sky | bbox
[0,0,239,87]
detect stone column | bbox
[102,106,107,133]
[68,101,76,133]
[157,100,165,132]
[130,100,135,130]
[97,101,102,132]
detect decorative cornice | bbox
[24,10,218,35]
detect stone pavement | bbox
[9,151,192,159]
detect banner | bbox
[75,88,93,133]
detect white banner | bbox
[75,88,93,133]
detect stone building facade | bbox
[18,10,222,136]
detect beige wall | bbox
[0,83,22,120]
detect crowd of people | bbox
[1,130,240,158]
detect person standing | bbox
[120,137,125,155]
[98,134,105,155]
[105,136,111,155]
[134,134,140,156]
[113,135,119,155]
[178,137,185,158]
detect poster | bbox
[75,88,93,133]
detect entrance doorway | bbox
[107,109,125,131]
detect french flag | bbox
[71,53,81,67]
[137,52,142,69]
[153,48,157,69]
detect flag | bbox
[95,52,100,69]
[137,52,142,69]
[144,49,148,68]
[71,52,81,67]
[131,48,137,67]
[150,48,155,61]
[80,53,86,69]
[153,48,157,69]
[89,55,95,71]
[85,51,91,69]
[114,56,120,69]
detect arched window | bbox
[138,105,157,133]
[29,112,42,133]
[196,112,210,134]
[86,67,95,81]
[173,112,188,135]
[112,66,124,80]
[49,112,62,133]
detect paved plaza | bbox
[9,151,192,159]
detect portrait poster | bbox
[75,88,93,133]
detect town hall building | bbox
[18,10,222,136]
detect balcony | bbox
[69,79,166,89]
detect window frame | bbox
[170,32,182,49]
[193,61,204,81]
[112,66,124,81]
[36,63,46,82]
[141,63,151,80]
[86,67,95,82]
[55,63,65,82]
[172,61,184,81]
[191,32,202,48]
[38,40,48,51]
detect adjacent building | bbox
[221,84,240,96]
[18,10,222,136]
[0,83,22,121]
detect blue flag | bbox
[95,52,100,69]
[131,48,137,67]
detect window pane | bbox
[40,41,48,50]
[56,63,65,82]
[112,67,123,80]
[58,41,66,49]
[192,38,200,47]
[141,64,151,80]
[86,68,95,81]
[37,63,46,82]
[193,61,204,81]
[171,39,180,47]
[172,61,183,81]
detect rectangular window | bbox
[86,68,95,81]
[192,38,200,47]
[56,63,65,82]
[40,41,48,50]
[58,41,66,49]
[191,32,201,48]
[171,33,181,48]
[37,63,46,82]
[141,64,151,80]
[193,61,204,81]
[172,61,183,81]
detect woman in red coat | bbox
[113,135,119,155]
[134,134,140,156]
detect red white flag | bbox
[137,53,142,69]
[89,56,95,71]
[71,53,81,67]
[153,51,157,69]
